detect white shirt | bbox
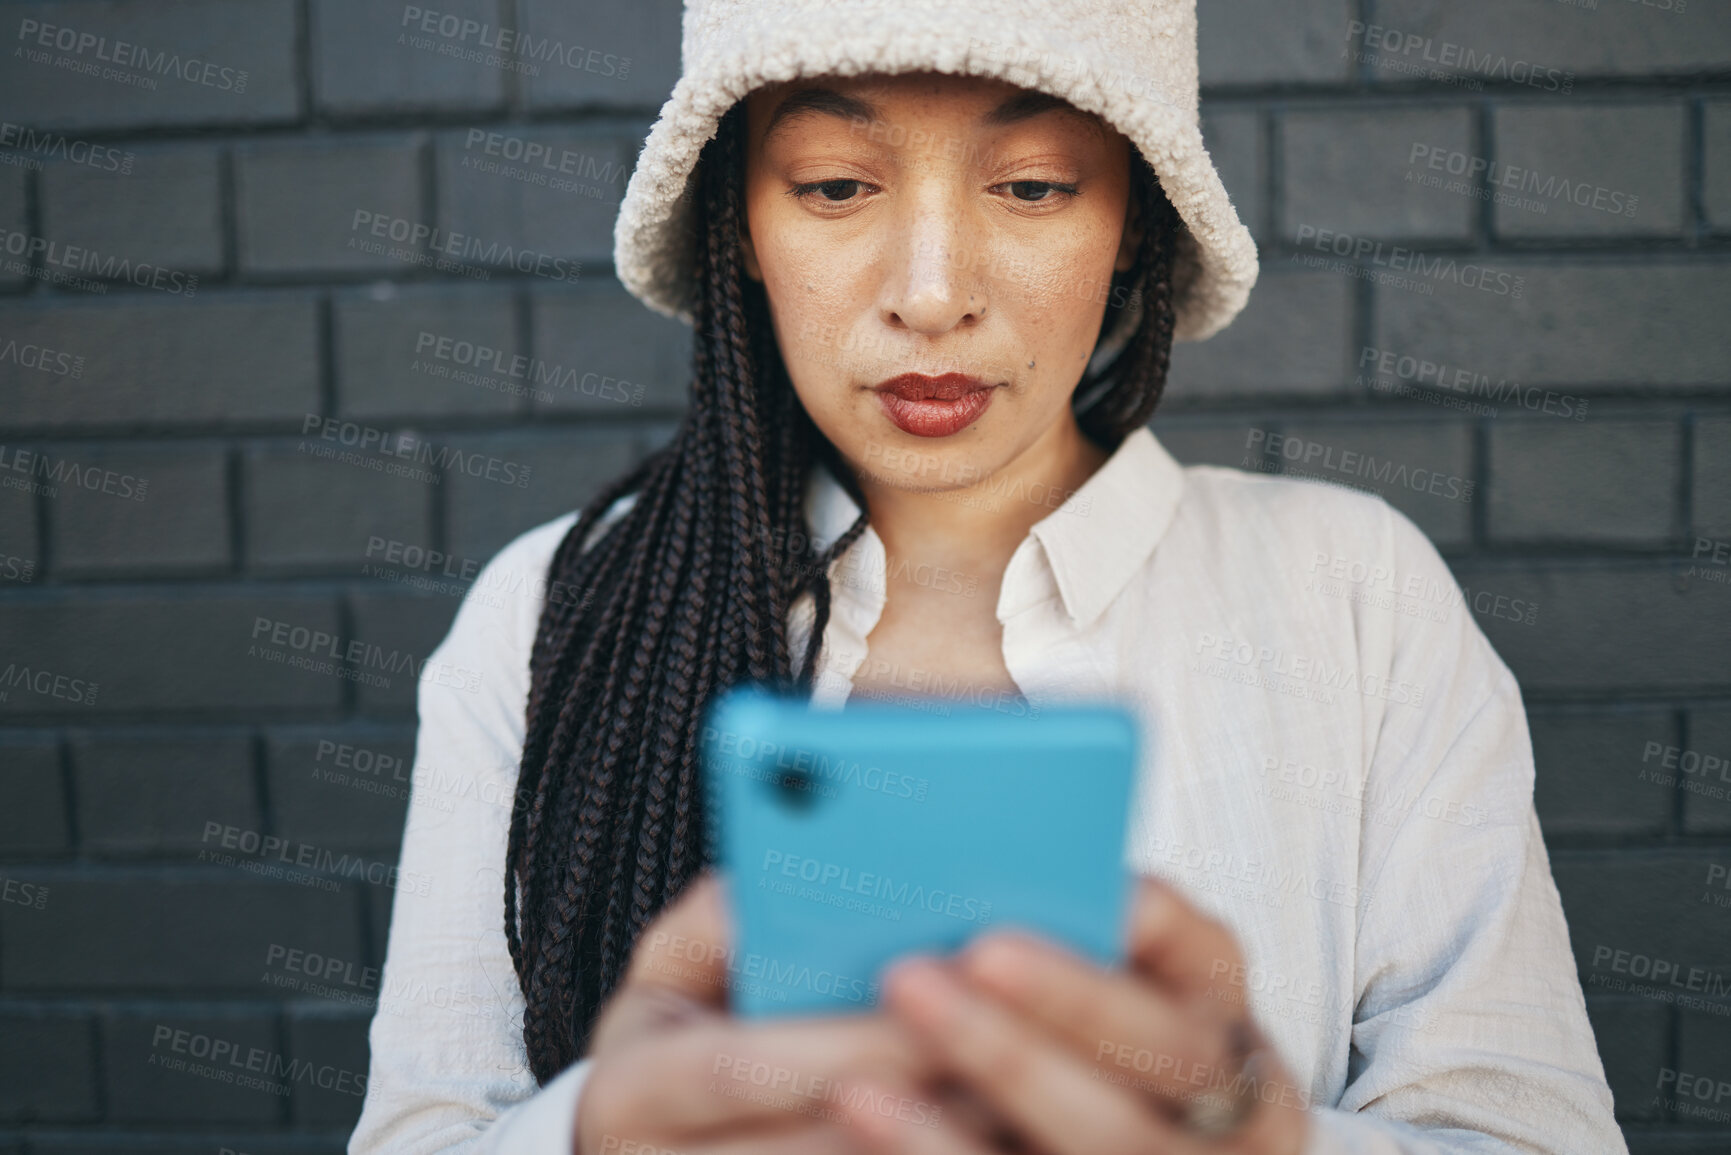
[349,425,1625,1155]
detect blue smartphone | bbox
[700,682,1140,1018]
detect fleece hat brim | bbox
[612,0,1258,343]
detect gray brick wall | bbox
[0,1,1725,1151]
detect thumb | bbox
[620,868,734,1007]
[586,870,736,1060]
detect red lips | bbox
[872,372,999,438]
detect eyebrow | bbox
[762,85,1106,146]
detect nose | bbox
[877,191,990,336]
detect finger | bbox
[953,928,1243,1110]
[877,955,1192,1155]
[1126,875,1247,1003]
[691,1121,875,1155]
[833,1074,1000,1155]
[600,1012,943,1135]
[927,1080,1028,1150]
[956,930,1316,1154]
[587,871,735,1059]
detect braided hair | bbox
[504,97,1183,1084]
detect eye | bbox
[1001,180,1080,203]
[788,179,868,204]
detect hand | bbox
[574,869,943,1155]
[831,876,1313,1154]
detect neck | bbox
[850,413,1112,579]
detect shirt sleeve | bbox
[349,513,596,1155]
[1302,503,1626,1155]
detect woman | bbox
[350,1,1626,1152]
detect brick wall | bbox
[0,0,1726,1151]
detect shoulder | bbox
[1171,462,1427,573]
[1164,462,1495,688]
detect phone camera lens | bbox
[772,768,819,809]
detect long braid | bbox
[506,107,1183,1082]
[1075,158,1181,441]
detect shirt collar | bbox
[802,424,1185,630]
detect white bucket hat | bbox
[612,0,1259,344]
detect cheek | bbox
[755,238,879,386]
[1032,226,1123,327]
[1000,242,1118,367]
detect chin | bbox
[848,429,1003,494]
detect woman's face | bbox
[739,71,1141,496]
